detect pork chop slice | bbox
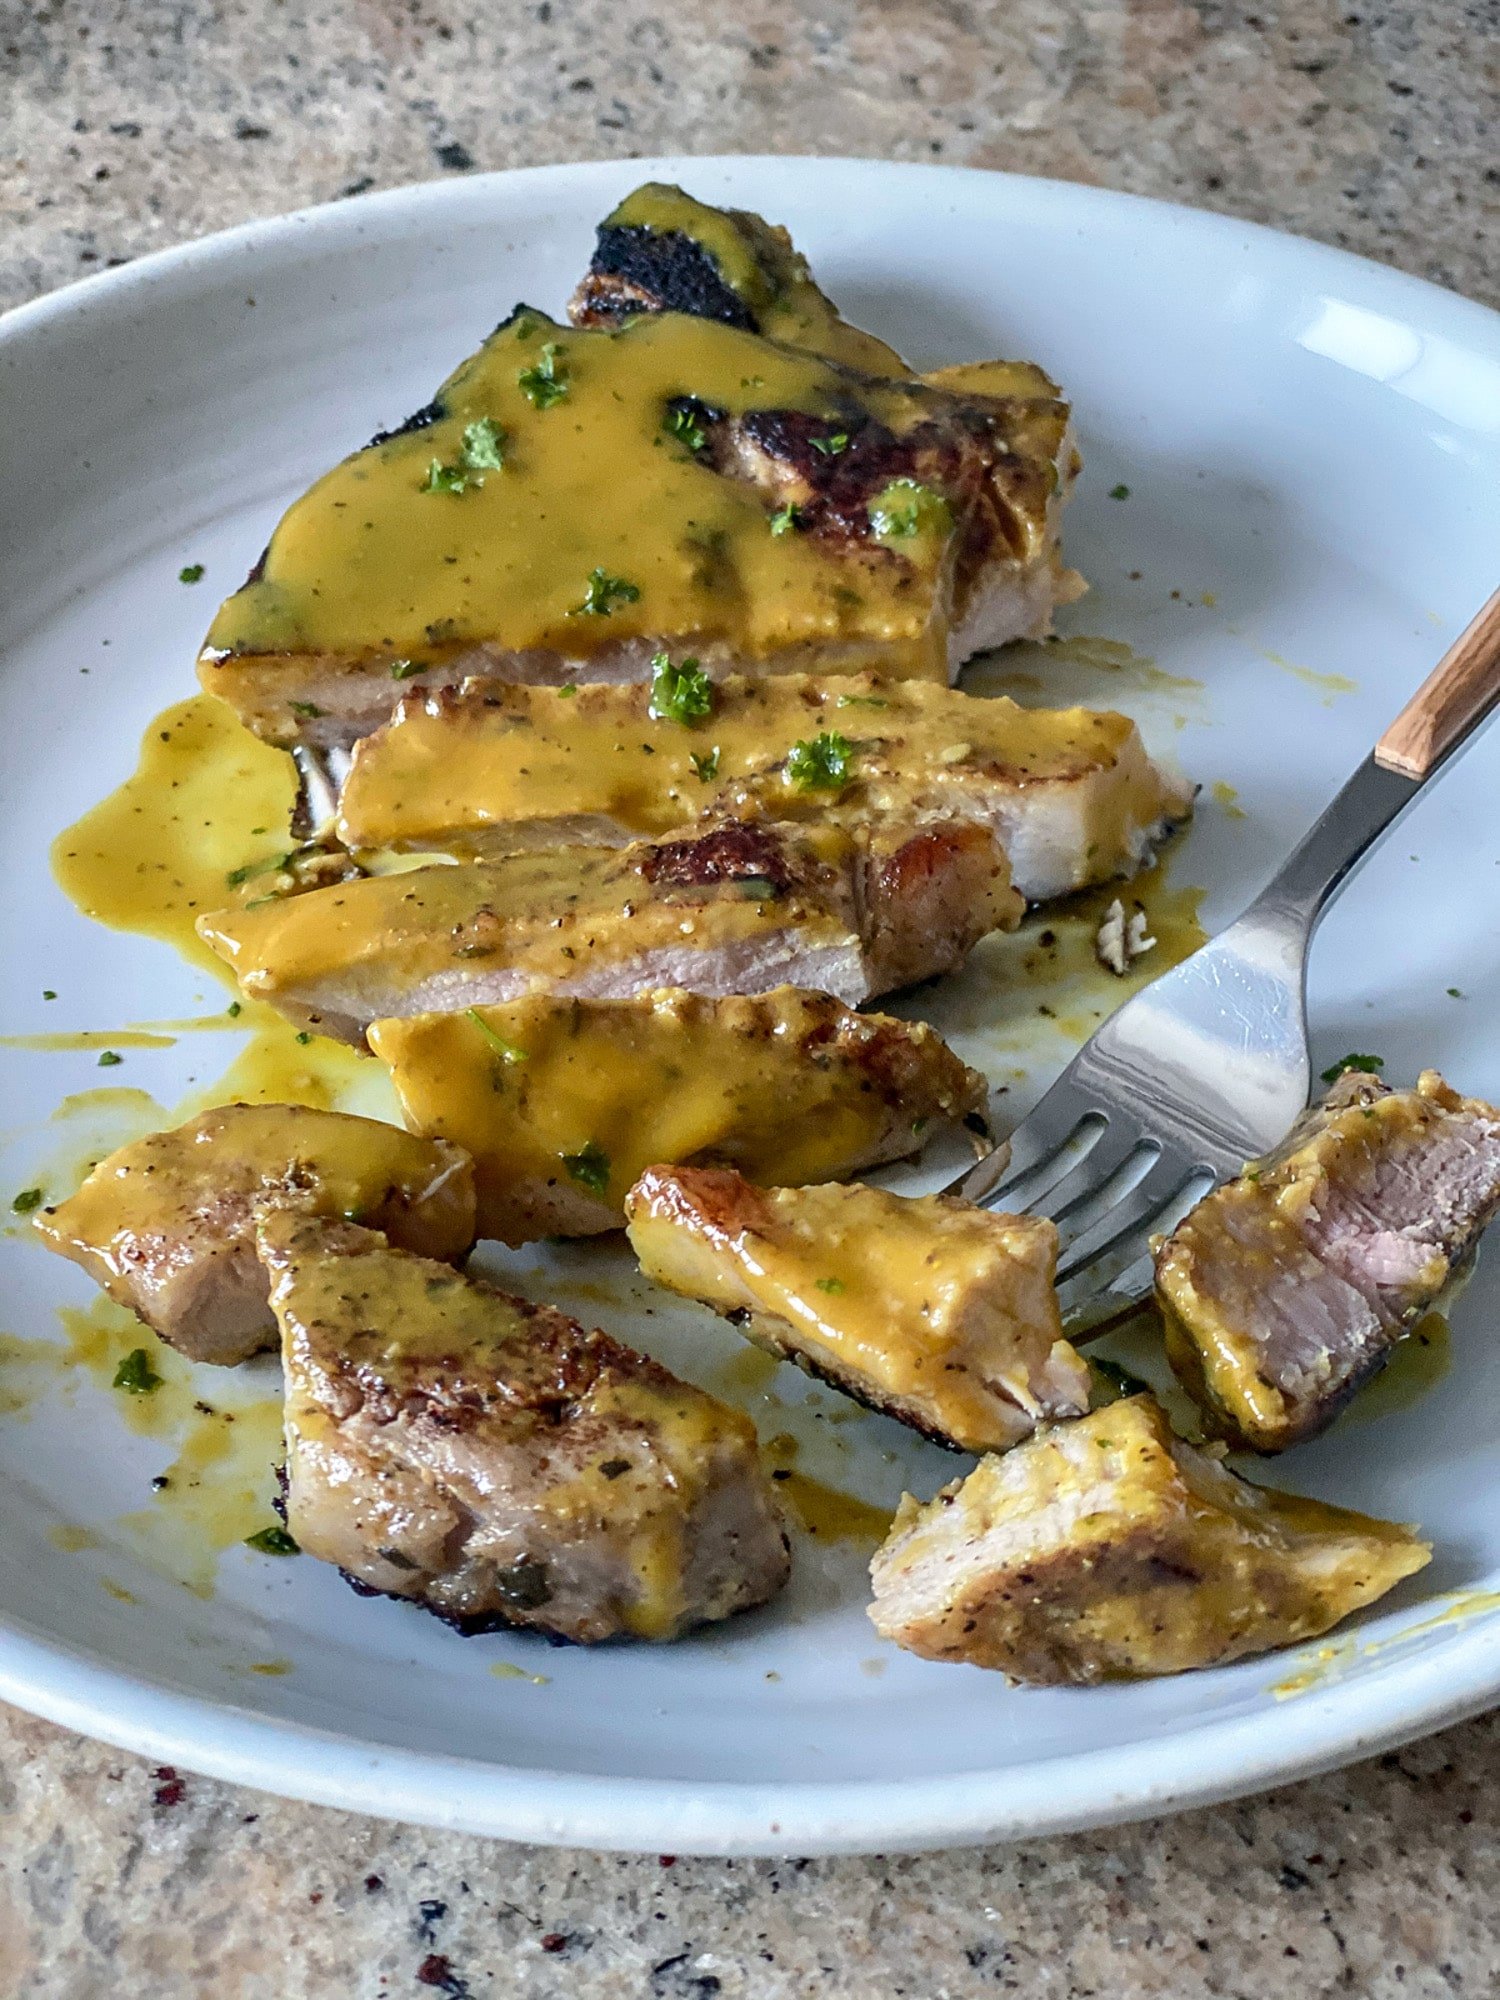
[197,817,1022,1043]
[31,1104,475,1366]
[567,180,911,377]
[368,986,990,1245]
[259,1213,790,1640]
[868,1395,1429,1683]
[1157,1069,1500,1452]
[198,301,1079,751]
[337,671,1190,903]
[625,1167,1088,1453]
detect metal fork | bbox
[947,586,1500,1335]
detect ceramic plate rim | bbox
[3,155,1499,1856]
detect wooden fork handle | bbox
[1376,586,1500,780]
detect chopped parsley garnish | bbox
[561,1142,611,1196]
[1320,1052,1385,1084]
[390,658,423,680]
[574,568,640,617]
[649,651,714,725]
[178,563,205,584]
[666,403,708,452]
[814,1277,846,1295]
[557,683,578,698]
[42,990,56,1000]
[835,693,887,709]
[466,1007,528,1065]
[227,1001,242,1017]
[786,731,854,791]
[867,478,951,542]
[423,416,507,493]
[518,342,569,409]
[113,1348,161,1395]
[769,503,801,537]
[11,1188,43,1214]
[690,747,721,783]
[1109,483,1131,500]
[245,1525,300,1556]
[1447,986,1463,998]
[295,1031,312,1046]
[226,850,294,888]
[97,1051,123,1067]
[811,432,849,456]
[289,701,324,720]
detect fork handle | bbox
[1375,586,1500,779]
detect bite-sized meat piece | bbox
[337,672,1191,903]
[259,1213,790,1640]
[197,300,1079,751]
[868,1395,1430,1683]
[1157,1069,1500,1453]
[369,986,990,1245]
[197,817,1022,1043]
[31,1105,475,1366]
[567,181,911,377]
[625,1168,1088,1454]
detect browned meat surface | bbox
[32,1105,475,1366]
[1158,1069,1500,1452]
[261,1213,790,1641]
[868,1395,1430,1683]
[198,817,1022,1042]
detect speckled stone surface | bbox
[3,5,1499,1995]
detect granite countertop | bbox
[2,5,1497,1995]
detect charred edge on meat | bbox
[634,821,796,895]
[579,224,759,330]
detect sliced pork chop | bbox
[567,180,911,377]
[198,817,1022,1043]
[1157,1068,1500,1453]
[625,1168,1088,1454]
[198,300,1079,751]
[337,672,1190,903]
[368,986,990,1245]
[868,1395,1429,1683]
[260,1213,790,1640]
[32,1104,475,1366]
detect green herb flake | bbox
[690,747,721,783]
[1320,1052,1385,1084]
[11,1188,43,1215]
[574,568,641,617]
[768,503,801,537]
[226,850,294,889]
[289,701,323,720]
[390,658,423,680]
[814,1277,846,1295]
[1447,986,1464,999]
[867,478,950,542]
[97,1050,123,1067]
[561,1142,611,1196]
[245,1525,300,1557]
[295,1031,312,1046]
[466,1007,528,1065]
[835,693,887,709]
[113,1348,161,1395]
[665,403,708,452]
[1109,483,1131,500]
[178,563,205,584]
[785,731,854,792]
[556,683,578,699]
[518,343,568,410]
[649,651,714,725]
[42,990,56,1001]
[423,417,507,494]
[227,1001,242,1018]
[811,432,849,457]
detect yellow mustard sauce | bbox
[1334,1311,1452,1427]
[51,693,298,975]
[1263,652,1359,703]
[761,1431,895,1544]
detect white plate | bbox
[2,157,1499,1857]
